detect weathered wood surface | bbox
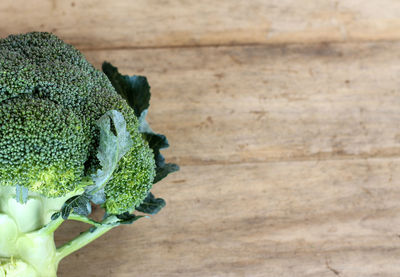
[2,0,400,276]
[1,0,400,49]
[82,43,400,166]
[54,42,400,276]
[58,159,400,277]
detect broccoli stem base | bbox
[0,218,117,277]
[0,186,117,277]
[0,232,59,277]
[0,207,60,276]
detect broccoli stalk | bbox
[0,187,96,276]
[0,186,137,277]
[0,187,78,277]
[0,32,178,276]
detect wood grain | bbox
[54,41,400,276]
[58,159,400,277]
[2,1,400,276]
[82,42,400,166]
[1,0,400,49]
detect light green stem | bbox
[40,213,102,236]
[68,214,103,227]
[55,217,118,262]
[39,215,64,235]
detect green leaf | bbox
[51,212,61,221]
[15,185,28,204]
[102,62,150,117]
[86,190,106,205]
[61,194,91,219]
[155,163,180,184]
[144,133,169,166]
[138,110,180,183]
[146,133,169,153]
[116,212,145,225]
[86,110,133,204]
[102,61,179,195]
[141,123,180,183]
[136,193,166,215]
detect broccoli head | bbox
[0,32,178,277]
[0,32,155,214]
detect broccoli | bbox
[0,32,178,277]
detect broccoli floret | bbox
[0,96,89,196]
[0,32,155,212]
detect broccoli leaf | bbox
[116,212,145,225]
[86,190,106,205]
[136,193,166,215]
[102,62,150,117]
[86,110,133,204]
[51,212,61,221]
[102,62,179,216]
[140,119,180,183]
[155,163,180,184]
[144,132,169,166]
[102,62,179,184]
[94,110,133,180]
[61,194,91,219]
[145,132,169,152]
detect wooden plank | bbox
[55,42,400,276]
[82,42,400,166]
[2,2,400,277]
[57,159,400,276]
[1,0,400,49]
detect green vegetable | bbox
[0,32,178,277]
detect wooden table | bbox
[2,1,400,276]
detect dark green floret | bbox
[0,96,89,196]
[104,138,155,214]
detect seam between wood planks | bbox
[78,38,400,52]
[170,154,400,167]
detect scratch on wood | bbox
[228,54,242,65]
[171,179,186,184]
[362,187,373,196]
[250,110,268,120]
[325,259,341,276]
